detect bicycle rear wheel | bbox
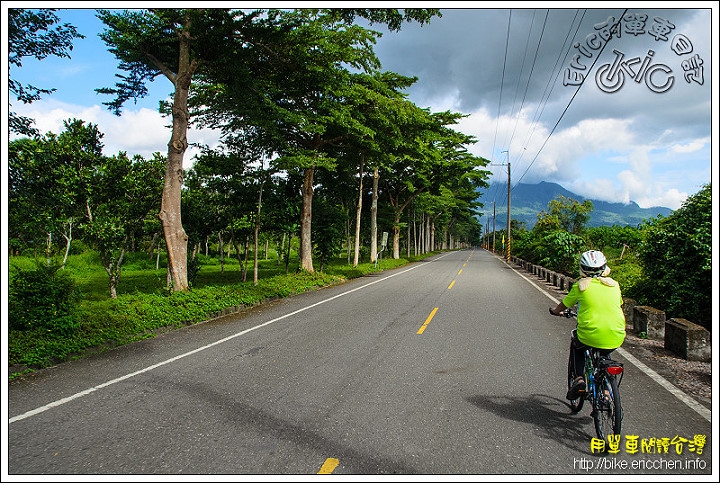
[568,352,584,413]
[594,374,622,440]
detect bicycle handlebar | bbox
[549,307,577,318]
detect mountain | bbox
[476,181,673,229]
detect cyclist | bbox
[549,250,626,400]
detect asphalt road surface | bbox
[6,249,714,478]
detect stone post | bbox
[633,306,666,339]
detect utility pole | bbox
[485,219,490,250]
[494,150,511,261]
[492,200,496,253]
[505,152,511,262]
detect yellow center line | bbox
[448,280,455,290]
[417,307,439,334]
[318,458,339,474]
[458,269,463,275]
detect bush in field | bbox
[513,227,585,275]
[9,262,81,335]
[635,183,711,330]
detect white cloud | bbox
[567,164,692,211]
[11,99,222,169]
[670,138,709,154]
[636,188,688,211]
[571,176,630,205]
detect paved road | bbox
[6,249,713,476]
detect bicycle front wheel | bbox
[594,374,622,441]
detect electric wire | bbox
[512,9,628,189]
[487,8,513,207]
[506,9,547,154]
[485,9,628,233]
[514,9,586,181]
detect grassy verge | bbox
[8,250,439,379]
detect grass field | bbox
[7,248,436,379]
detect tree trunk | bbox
[254,180,264,285]
[242,235,249,282]
[370,167,379,263]
[278,233,285,266]
[108,274,118,299]
[425,215,431,253]
[45,232,52,266]
[413,212,418,256]
[406,221,410,258]
[393,212,402,259]
[158,30,198,293]
[148,232,159,260]
[102,246,125,299]
[218,231,225,273]
[353,156,364,267]
[430,217,436,252]
[61,221,73,269]
[299,167,315,272]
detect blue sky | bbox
[5,4,718,211]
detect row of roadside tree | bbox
[9,7,490,298]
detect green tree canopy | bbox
[9,8,84,135]
[534,195,593,235]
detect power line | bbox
[506,9,548,153]
[513,9,628,189]
[513,9,587,179]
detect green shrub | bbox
[609,256,644,299]
[637,183,711,330]
[9,262,81,335]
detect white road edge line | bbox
[501,255,712,423]
[10,253,453,424]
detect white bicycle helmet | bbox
[579,250,607,277]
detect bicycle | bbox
[559,307,624,442]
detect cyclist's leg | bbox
[567,334,587,400]
[570,334,587,382]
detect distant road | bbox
[7,249,713,476]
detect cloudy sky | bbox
[5,4,717,211]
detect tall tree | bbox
[8,137,60,259]
[349,72,419,264]
[9,8,84,136]
[96,8,247,291]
